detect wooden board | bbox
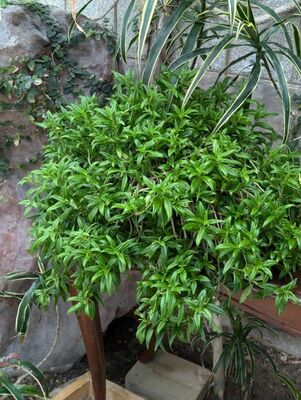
[51,372,144,400]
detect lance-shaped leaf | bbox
[0,385,43,398]
[183,34,234,106]
[273,43,301,76]
[251,0,293,50]
[215,50,256,82]
[120,0,137,63]
[0,376,25,400]
[291,23,301,57]
[138,0,159,65]
[142,0,195,84]
[228,0,238,30]
[0,271,39,282]
[15,277,41,338]
[264,45,291,142]
[213,56,262,134]
[67,0,94,41]
[293,0,301,14]
[0,290,24,299]
[169,47,213,71]
[17,360,49,399]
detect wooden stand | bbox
[51,373,144,400]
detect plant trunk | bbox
[212,302,225,400]
[70,287,106,400]
[137,333,155,363]
[76,307,106,400]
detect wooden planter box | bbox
[229,282,301,336]
[51,373,144,400]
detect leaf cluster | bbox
[200,306,277,392]
[121,0,301,140]
[21,70,301,348]
[0,355,49,400]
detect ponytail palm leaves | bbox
[120,0,301,141]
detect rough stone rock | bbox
[0,176,139,372]
[0,5,49,67]
[0,4,136,373]
[2,271,140,372]
[68,38,113,81]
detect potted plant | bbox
[9,67,301,399]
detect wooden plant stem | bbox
[137,333,155,364]
[70,287,106,400]
[212,300,225,400]
[77,306,106,400]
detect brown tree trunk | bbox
[76,307,106,400]
[70,287,106,400]
[137,333,155,363]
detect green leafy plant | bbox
[0,354,49,400]
[276,374,301,400]
[200,306,276,393]
[16,70,301,349]
[120,0,301,140]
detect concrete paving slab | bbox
[125,350,212,400]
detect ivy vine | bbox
[0,1,117,176]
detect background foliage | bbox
[120,0,301,141]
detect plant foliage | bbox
[0,354,49,400]
[200,306,276,391]
[19,70,301,348]
[120,0,301,141]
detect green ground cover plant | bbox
[0,354,49,400]
[17,70,301,349]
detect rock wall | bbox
[0,4,137,372]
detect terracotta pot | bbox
[227,279,301,336]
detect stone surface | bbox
[125,351,212,400]
[0,4,131,373]
[0,5,49,67]
[1,271,140,372]
[68,37,113,81]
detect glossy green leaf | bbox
[169,47,213,71]
[183,34,234,106]
[213,56,262,133]
[0,271,39,281]
[142,0,195,84]
[138,0,159,65]
[228,0,238,30]
[264,45,291,142]
[292,23,301,57]
[17,360,49,398]
[0,376,25,400]
[120,0,137,63]
[251,0,293,50]
[274,43,301,76]
[15,277,41,337]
